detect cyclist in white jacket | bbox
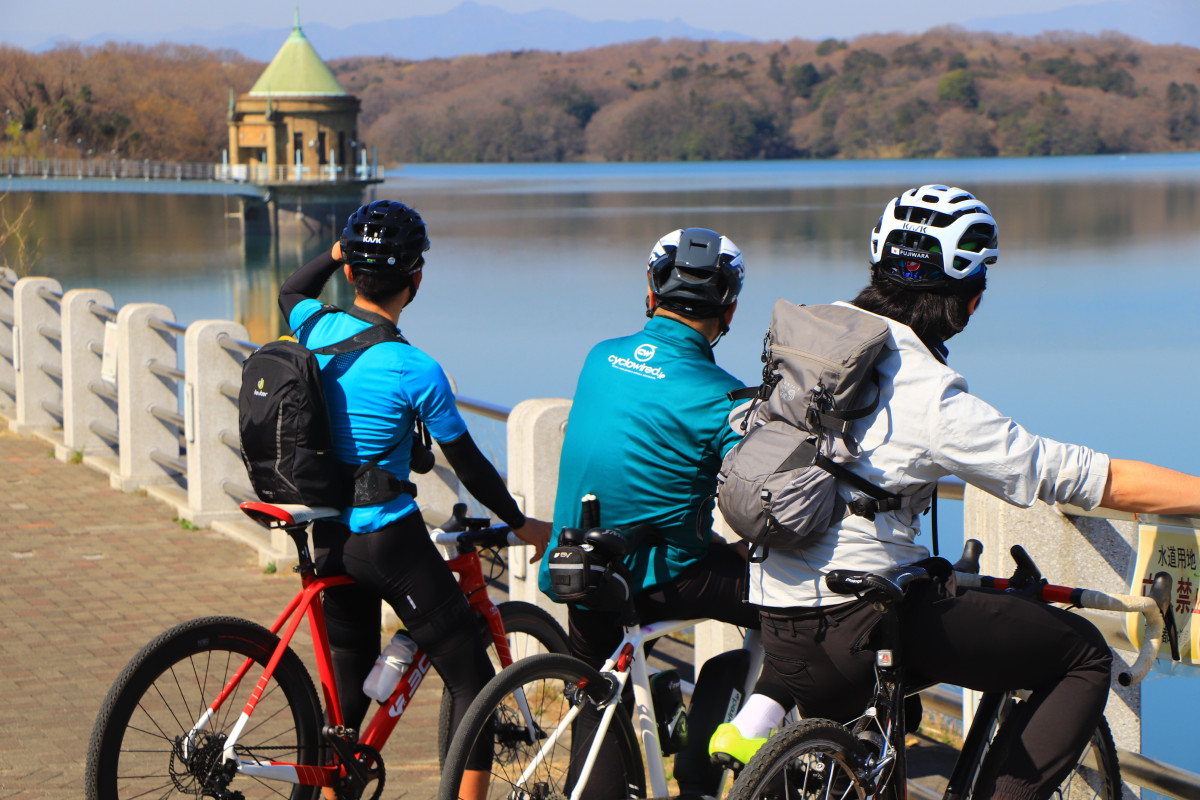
[719,185,1200,800]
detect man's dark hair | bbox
[851,264,986,357]
[351,268,412,304]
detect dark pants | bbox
[314,512,496,770]
[759,579,1112,800]
[568,543,788,797]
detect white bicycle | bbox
[437,524,765,800]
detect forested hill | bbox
[3,30,1200,164]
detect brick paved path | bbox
[0,430,444,800]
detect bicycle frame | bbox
[843,568,1168,800]
[185,521,520,791]
[517,617,762,800]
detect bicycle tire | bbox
[437,652,646,800]
[729,718,870,800]
[1053,715,1120,800]
[437,600,570,766]
[85,616,324,800]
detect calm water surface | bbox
[7,152,1200,768]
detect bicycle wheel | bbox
[86,616,324,800]
[729,718,870,800]
[437,652,645,800]
[1052,716,1120,800]
[437,600,570,766]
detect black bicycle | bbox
[727,540,1176,800]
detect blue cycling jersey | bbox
[290,299,467,533]
[539,315,744,597]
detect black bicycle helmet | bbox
[869,184,997,289]
[646,228,744,319]
[340,200,430,276]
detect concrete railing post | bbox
[507,398,571,619]
[0,267,17,417]
[60,289,117,461]
[10,277,63,437]
[694,511,750,669]
[183,320,252,525]
[413,442,462,528]
[963,486,1141,795]
[116,303,180,491]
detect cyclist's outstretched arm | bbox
[1101,458,1200,515]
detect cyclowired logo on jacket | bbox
[609,343,667,380]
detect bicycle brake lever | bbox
[1150,572,1182,662]
[1007,545,1046,597]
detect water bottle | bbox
[362,632,419,702]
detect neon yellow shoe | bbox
[708,722,768,770]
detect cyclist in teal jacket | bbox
[538,228,790,793]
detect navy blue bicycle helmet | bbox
[340,200,430,277]
[647,228,744,319]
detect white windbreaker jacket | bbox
[749,301,1111,608]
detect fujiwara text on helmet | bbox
[646,227,745,320]
[340,200,431,298]
[869,184,998,290]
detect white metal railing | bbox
[2,156,380,184]
[1,265,1197,797]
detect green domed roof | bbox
[249,13,346,97]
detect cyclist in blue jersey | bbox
[278,200,550,800]
[538,228,791,792]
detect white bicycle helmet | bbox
[869,185,998,288]
[647,228,744,318]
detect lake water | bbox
[7,152,1200,771]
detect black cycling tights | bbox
[314,513,495,771]
[759,579,1112,800]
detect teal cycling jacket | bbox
[539,316,744,598]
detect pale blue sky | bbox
[2,0,1094,43]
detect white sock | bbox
[731,694,786,739]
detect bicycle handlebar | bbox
[430,526,519,550]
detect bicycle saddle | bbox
[825,557,952,604]
[584,527,632,558]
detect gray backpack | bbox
[717,300,903,562]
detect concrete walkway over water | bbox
[0,429,445,800]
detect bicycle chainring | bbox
[335,743,386,800]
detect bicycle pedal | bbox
[709,751,746,772]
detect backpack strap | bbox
[307,305,414,477]
[292,303,339,340]
[809,389,880,436]
[728,386,760,402]
[779,437,904,522]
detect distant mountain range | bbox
[967,0,1200,49]
[9,2,752,61]
[5,0,1198,60]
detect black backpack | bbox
[238,305,426,508]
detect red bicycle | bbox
[85,502,568,800]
